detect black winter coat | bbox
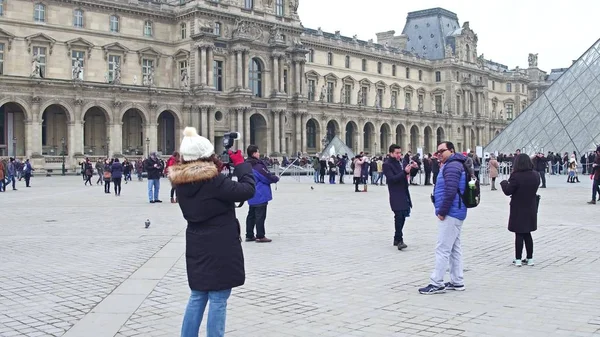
[169,161,256,291]
[144,157,164,180]
[382,157,412,211]
[500,170,540,233]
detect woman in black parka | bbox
[500,154,540,267]
[169,127,255,337]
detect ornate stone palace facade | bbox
[0,0,547,169]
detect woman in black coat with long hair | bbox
[500,154,540,267]
[169,127,255,337]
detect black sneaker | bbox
[444,282,465,291]
[418,284,446,295]
[397,241,408,250]
[393,240,400,246]
[155,200,163,203]
[245,237,256,242]
[150,200,155,204]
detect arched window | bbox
[249,58,263,97]
[34,3,45,22]
[307,120,316,148]
[327,52,333,66]
[345,55,350,68]
[144,20,153,37]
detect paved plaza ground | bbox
[1,173,599,337]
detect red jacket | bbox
[165,156,177,175]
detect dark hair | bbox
[388,144,401,153]
[438,141,455,152]
[247,145,259,158]
[513,154,534,172]
[114,158,120,163]
[172,151,180,157]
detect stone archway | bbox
[122,108,146,156]
[363,122,375,154]
[380,123,391,154]
[306,118,320,152]
[326,120,339,141]
[249,113,268,153]
[157,110,178,156]
[436,127,445,146]
[424,126,433,154]
[0,102,27,156]
[345,121,357,151]
[410,125,420,152]
[41,104,70,156]
[83,107,110,156]
[396,124,406,150]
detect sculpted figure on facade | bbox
[352,35,358,44]
[430,96,435,113]
[404,93,411,110]
[340,88,346,104]
[528,53,538,67]
[293,37,304,48]
[112,61,121,84]
[316,27,323,36]
[133,75,138,85]
[444,44,453,58]
[374,91,381,109]
[269,25,284,44]
[357,88,363,106]
[390,94,396,109]
[180,68,189,89]
[31,53,42,78]
[290,0,299,13]
[72,57,82,80]
[319,85,326,102]
[233,18,262,40]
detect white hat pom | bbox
[183,127,198,137]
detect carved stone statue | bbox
[263,0,273,8]
[133,75,138,85]
[269,25,284,44]
[290,0,299,13]
[319,85,326,102]
[444,44,453,58]
[180,68,189,89]
[352,35,358,44]
[334,31,341,40]
[316,27,323,36]
[147,67,155,87]
[431,96,435,113]
[31,53,42,78]
[357,88,363,105]
[72,57,82,80]
[391,94,396,109]
[112,61,121,84]
[528,53,538,67]
[340,88,346,104]
[374,91,381,109]
[293,37,303,48]
[405,94,411,109]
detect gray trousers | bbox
[430,216,464,287]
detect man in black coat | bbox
[144,152,164,203]
[589,146,600,204]
[533,153,548,188]
[423,154,432,186]
[383,144,416,250]
[432,154,440,185]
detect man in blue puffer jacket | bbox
[245,145,279,243]
[419,141,468,295]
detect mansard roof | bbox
[401,7,461,60]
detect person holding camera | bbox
[245,145,279,243]
[144,152,164,203]
[169,127,255,337]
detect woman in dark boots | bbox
[319,157,327,183]
[111,158,123,196]
[489,154,499,190]
[103,159,112,193]
[500,154,540,267]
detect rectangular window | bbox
[506,83,512,92]
[144,21,153,37]
[522,84,525,93]
[0,0,4,16]
[71,50,85,80]
[506,104,514,120]
[492,81,495,90]
[275,0,284,16]
[34,4,45,22]
[377,62,382,74]
[344,84,351,104]
[244,0,253,9]
[73,9,84,28]
[435,95,442,113]
[377,88,383,107]
[110,15,119,32]
[392,65,396,77]
[308,50,314,63]
[308,79,315,101]
[179,60,188,88]
[0,43,4,75]
[214,22,221,36]
[213,60,223,91]
[418,70,423,81]
[181,23,187,39]
[283,69,288,94]
[327,53,333,66]
[362,59,367,71]
[108,55,121,82]
[435,71,441,82]
[405,92,411,108]
[142,59,154,77]
[405,67,410,79]
[32,46,46,77]
[456,71,459,81]
[326,82,334,103]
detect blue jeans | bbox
[314,169,319,183]
[147,179,160,201]
[8,175,16,190]
[181,289,231,337]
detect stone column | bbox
[236,51,243,89]
[279,57,285,94]
[295,61,301,95]
[243,51,250,90]
[272,57,280,93]
[236,109,245,151]
[207,47,214,88]
[476,127,481,147]
[228,52,236,91]
[194,47,200,86]
[356,129,363,153]
[295,112,301,154]
[147,123,158,154]
[200,48,207,87]
[208,108,215,145]
[243,109,251,147]
[200,107,209,137]
[273,110,280,154]
[300,62,306,96]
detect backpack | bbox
[350,161,355,171]
[458,162,480,208]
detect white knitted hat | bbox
[179,127,214,161]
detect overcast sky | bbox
[298,0,599,71]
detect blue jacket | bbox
[383,157,412,212]
[434,153,467,221]
[111,162,123,179]
[246,157,279,206]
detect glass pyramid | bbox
[485,39,600,155]
[320,136,356,159]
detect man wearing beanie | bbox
[245,145,279,243]
[144,151,164,203]
[168,127,255,337]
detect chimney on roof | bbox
[376,30,407,50]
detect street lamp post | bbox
[106,137,110,158]
[145,137,150,157]
[12,137,17,157]
[61,137,66,176]
[374,142,377,155]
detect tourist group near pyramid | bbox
[485,39,600,155]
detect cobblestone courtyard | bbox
[1,174,599,337]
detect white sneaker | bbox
[513,259,522,267]
[523,259,534,266]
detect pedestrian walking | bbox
[112,158,123,196]
[22,159,34,187]
[144,152,164,203]
[489,154,499,191]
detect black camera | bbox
[220,132,241,164]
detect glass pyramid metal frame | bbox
[485,39,600,155]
